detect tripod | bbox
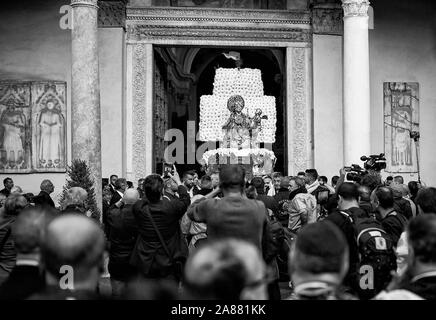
[410,131,421,184]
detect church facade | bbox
[0,0,435,204]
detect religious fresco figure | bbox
[36,99,65,168]
[0,101,26,167]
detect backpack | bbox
[355,219,397,298]
[311,185,331,221]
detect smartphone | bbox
[163,162,174,177]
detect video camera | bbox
[345,153,386,183]
[360,153,387,172]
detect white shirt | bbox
[306,180,320,194]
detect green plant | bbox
[59,159,101,222]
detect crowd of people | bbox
[1,164,436,300]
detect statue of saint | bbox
[222,95,267,149]
[37,99,64,168]
[0,101,26,166]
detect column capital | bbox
[342,0,370,18]
[71,0,99,9]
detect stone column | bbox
[71,0,102,212]
[342,0,371,165]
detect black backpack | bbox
[311,185,331,221]
[355,219,397,298]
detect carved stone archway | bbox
[125,6,313,181]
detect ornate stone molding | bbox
[126,6,311,44]
[127,7,311,24]
[132,44,148,181]
[98,1,126,27]
[71,0,99,9]
[312,5,343,35]
[342,0,370,18]
[127,25,311,43]
[290,47,311,173]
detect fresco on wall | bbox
[0,83,32,172]
[0,81,67,174]
[32,82,67,172]
[384,82,419,173]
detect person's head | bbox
[12,206,56,255]
[102,186,112,203]
[289,221,349,289]
[114,178,127,192]
[390,183,408,199]
[290,176,306,191]
[393,175,404,185]
[280,177,290,190]
[41,214,106,290]
[358,185,371,203]
[360,174,382,193]
[297,172,306,179]
[262,175,272,186]
[144,174,164,203]
[337,182,359,209]
[305,169,319,185]
[122,189,140,205]
[219,165,246,195]
[331,175,340,188]
[272,172,283,190]
[210,172,220,189]
[373,187,395,210]
[408,181,420,198]
[407,214,436,273]
[193,172,200,187]
[415,187,436,215]
[163,176,178,193]
[3,177,14,191]
[318,176,328,186]
[245,186,258,200]
[200,175,212,191]
[251,177,265,194]
[385,176,393,186]
[3,193,28,216]
[63,187,88,208]
[126,181,133,189]
[137,178,145,191]
[110,175,118,186]
[184,239,268,300]
[183,171,195,189]
[40,179,55,194]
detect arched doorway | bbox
[152,46,286,176]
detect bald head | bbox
[122,189,140,205]
[42,214,105,283]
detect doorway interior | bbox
[153,46,286,176]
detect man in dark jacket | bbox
[0,206,55,300]
[33,179,55,208]
[251,177,279,218]
[325,182,364,294]
[0,194,28,286]
[130,169,190,281]
[107,189,140,298]
[274,177,291,227]
[0,178,14,198]
[373,187,407,246]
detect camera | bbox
[344,164,366,183]
[360,153,386,172]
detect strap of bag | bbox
[142,203,173,263]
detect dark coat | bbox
[0,214,17,275]
[110,191,122,206]
[0,264,44,300]
[33,191,55,208]
[130,186,190,278]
